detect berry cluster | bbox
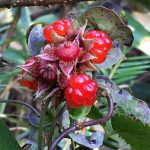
[65,74,98,108]
[21,18,112,108]
[43,19,71,43]
[85,30,112,64]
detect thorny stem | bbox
[0,99,40,117]
[49,86,114,150]
[0,8,21,53]
[0,0,96,8]
[38,87,60,150]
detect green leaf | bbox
[19,8,31,30]
[3,48,25,65]
[87,105,103,119]
[112,55,150,84]
[78,7,133,46]
[112,114,150,150]
[69,106,91,119]
[119,61,150,67]
[0,119,21,150]
[34,14,58,24]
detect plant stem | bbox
[109,59,123,79]
[38,104,47,150]
[38,87,60,150]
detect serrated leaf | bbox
[28,24,46,56]
[0,119,21,150]
[94,74,150,124]
[96,47,123,69]
[78,7,133,46]
[69,106,91,119]
[112,114,150,150]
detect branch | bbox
[0,8,21,53]
[0,0,96,8]
[49,87,114,150]
[0,99,40,117]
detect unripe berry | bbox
[65,74,98,108]
[54,42,81,62]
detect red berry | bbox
[84,96,96,107]
[81,81,98,98]
[53,20,67,36]
[65,87,82,108]
[72,89,86,104]
[85,30,102,39]
[65,74,98,108]
[91,49,107,64]
[54,43,80,62]
[99,31,108,37]
[69,74,91,88]
[103,37,112,52]
[85,30,112,64]
[91,38,107,52]
[43,24,54,42]
[63,19,72,28]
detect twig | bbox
[0,99,40,117]
[49,86,114,150]
[0,8,21,53]
[0,0,96,8]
